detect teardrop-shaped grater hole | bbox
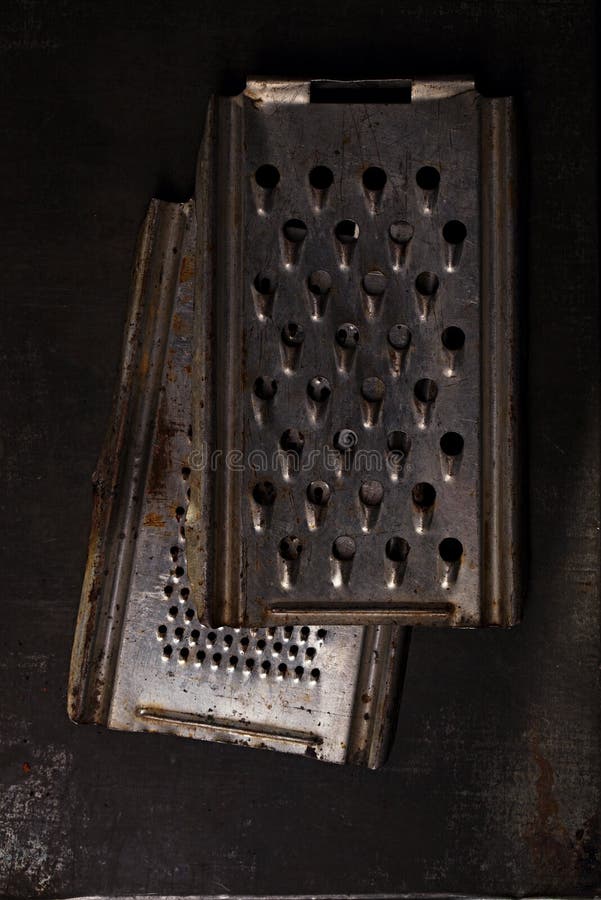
[412,482,436,533]
[386,536,410,562]
[306,480,331,529]
[385,536,410,586]
[360,377,385,427]
[362,166,387,191]
[442,326,465,351]
[307,270,332,318]
[416,166,440,190]
[442,220,467,269]
[253,481,277,506]
[359,480,384,531]
[388,324,411,375]
[283,219,307,242]
[255,164,280,189]
[440,432,464,456]
[335,323,359,372]
[335,219,359,243]
[386,430,411,478]
[414,378,438,402]
[307,375,331,403]
[254,376,277,400]
[279,535,302,561]
[309,165,334,190]
[439,537,463,588]
[282,322,305,347]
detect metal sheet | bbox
[68,198,408,767]
[188,78,521,627]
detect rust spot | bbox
[361,692,371,703]
[22,761,31,774]
[143,512,166,528]
[179,256,195,283]
[524,731,600,888]
[172,313,186,336]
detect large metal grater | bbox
[68,200,408,767]
[187,77,521,628]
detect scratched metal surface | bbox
[0,0,598,898]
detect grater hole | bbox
[442,220,467,245]
[253,480,277,506]
[224,634,233,647]
[289,644,299,658]
[181,466,191,480]
[386,536,410,562]
[336,324,359,348]
[245,657,255,670]
[267,626,277,638]
[229,655,238,669]
[388,324,411,350]
[163,584,173,597]
[174,626,184,640]
[212,652,222,667]
[280,428,304,455]
[335,219,359,244]
[389,220,414,244]
[190,629,200,642]
[412,482,436,509]
[196,649,206,664]
[387,430,410,454]
[310,668,321,682]
[168,606,178,619]
[180,587,190,601]
[439,538,463,562]
[414,378,438,403]
[170,546,180,561]
[308,270,332,295]
[255,164,280,189]
[257,638,266,651]
[254,376,278,400]
[334,429,358,452]
[175,506,185,520]
[254,271,278,295]
[282,322,305,347]
[174,566,185,578]
[278,663,288,676]
[307,376,331,403]
[317,628,327,640]
[157,625,167,638]
[185,608,194,621]
[261,660,271,674]
[207,631,217,645]
[240,636,250,652]
[273,641,283,654]
[179,647,189,662]
[361,377,385,402]
[441,432,464,456]
[300,626,310,641]
[163,645,173,659]
[295,665,304,679]
[283,219,307,242]
[415,271,439,296]
[309,165,334,190]
[307,480,331,506]
[279,536,302,561]
[362,271,387,296]
[442,326,465,351]
[359,480,384,507]
[306,646,316,660]
[416,166,440,190]
[284,625,294,638]
[333,535,356,560]
[362,166,387,191]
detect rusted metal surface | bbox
[68,198,408,767]
[187,78,522,628]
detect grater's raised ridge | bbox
[68,199,408,767]
[186,77,521,628]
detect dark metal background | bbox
[0,1,598,897]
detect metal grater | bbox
[187,77,521,628]
[68,200,408,767]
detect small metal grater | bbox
[68,200,408,767]
[187,77,521,628]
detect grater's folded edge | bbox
[69,198,408,768]
[188,77,523,629]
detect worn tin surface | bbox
[188,78,521,628]
[67,198,407,767]
[0,1,597,897]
